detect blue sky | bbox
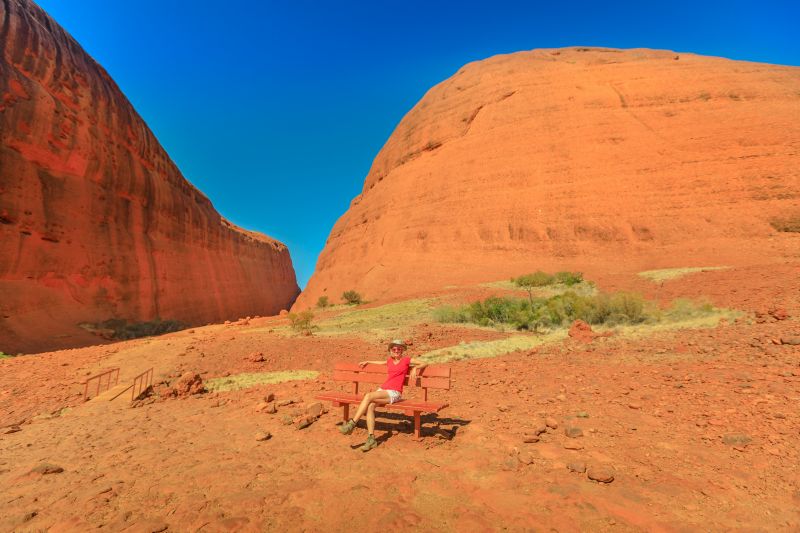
[36,1,800,287]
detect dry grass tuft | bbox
[205,370,319,392]
[638,266,730,282]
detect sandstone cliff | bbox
[297,47,799,308]
[0,0,299,353]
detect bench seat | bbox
[316,361,451,439]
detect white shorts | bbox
[377,388,402,404]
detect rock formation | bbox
[297,47,800,308]
[0,0,299,353]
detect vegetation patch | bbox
[80,318,186,340]
[288,310,317,335]
[312,298,435,339]
[638,266,730,282]
[435,290,733,334]
[205,370,319,393]
[0,351,13,360]
[421,333,567,363]
[342,290,364,305]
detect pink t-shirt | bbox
[381,356,411,392]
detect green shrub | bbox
[0,351,12,360]
[435,290,652,331]
[342,290,363,305]
[288,310,316,335]
[554,271,583,286]
[316,296,330,308]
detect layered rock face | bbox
[0,0,299,353]
[297,48,800,308]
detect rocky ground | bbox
[1,262,799,532]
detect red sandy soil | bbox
[0,0,299,355]
[296,47,800,311]
[1,264,798,532]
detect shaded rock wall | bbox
[0,0,299,353]
[297,48,800,308]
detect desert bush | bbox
[288,310,316,335]
[432,305,469,323]
[342,290,363,305]
[316,296,330,308]
[0,351,12,360]
[514,271,555,305]
[436,290,653,331]
[554,271,583,286]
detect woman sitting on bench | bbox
[338,339,427,451]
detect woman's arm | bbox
[359,359,386,367]
[409,357,428,380]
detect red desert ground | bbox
[1,1,799,531]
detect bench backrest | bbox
[332,362,451,401]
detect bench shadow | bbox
[347,411,471,449]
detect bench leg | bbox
[413,411,421,440]
[343,404,350,422]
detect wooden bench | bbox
[316,362,451,439]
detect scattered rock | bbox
[576,411,590,418]
[564,426,583,438]
[588,466,615,483]
[4,425,21,434]
[545,417,559,429]
[523,434,540,444]
[567,461,587,473]
[30,463,64,475]
[781,337,800,346]
[264,392,276,402]
[255,432,272,441]
[281,415,294,426]
[531,421,548,435]
[296,416,316,430]
[276,399,296,407]
[564,441,584,451]
[722,434,752,446]
[628,402,642,410]
[172,372,205,397]
[769,308,789,321]
[264,402,277,414]
[248,352,265,362]
[568,320,596,343]
[518,452,535,465]
[306,402,325,418]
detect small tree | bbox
[288,310,316,335]
[342,290,363,305]
[316,295,330,308]
[513,271,554,306]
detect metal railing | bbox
[131,367,154,401]
[82,368,120,401]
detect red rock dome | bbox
[297,47,799,308]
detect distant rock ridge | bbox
[296,47,800,309]
[0,0,299,353]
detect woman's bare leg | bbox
[352,390,390,423]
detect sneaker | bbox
[360,435,378,452]
[338,420,356,435]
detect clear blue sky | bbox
[36,1,800,288]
